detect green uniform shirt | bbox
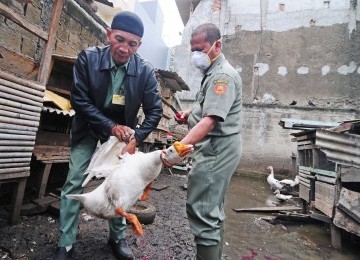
[188,54,243,136]
[104,57,129,125]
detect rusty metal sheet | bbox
[316,129,360,168]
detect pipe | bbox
[0,133,36,140]
[0,166,30,174]
[0,84,43,103]
[0,162,29,169]
[0,122,38,132]
[0,104,40,117]
[0,152,33,158]
[0,69,45,92]
[0,91,43,107]
[0,110,40,121]
[0,97,42,113]
[0,157,31,163]
[0,116,39,127]
[0,78,44,97]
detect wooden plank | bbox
[232,206,302,213]
[37,0,65,85]
[299,172,315,179]
[340,166,360,182]
[337,187,360,224]
[299,184,310,202]
[299,176,310,184]
[0,2,48,40]
[310,212,332,223]
[299,180,310,188]
[0,47,39,80]
[297,144,319,151]
[46,85,71,96]
[35,131,70,147]
[316,175,336,184]
[0,171,30,180]
[334,208,360,237]
[297,140,313,146]
[315,182,335,217]
[312,168,337,178]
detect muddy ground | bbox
[0,170,195,259]
[1,170,360,260]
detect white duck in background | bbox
[266,166,284,191]
[274,189,293,202]
[66,140,193,236]
[279,175,300,188]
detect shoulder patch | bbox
[213,84,227,95]
[213,79,229,84]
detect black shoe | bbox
[108,239,134,260]
[53,246,74,260]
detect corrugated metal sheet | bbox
[0,69,45,176]
[42,106,75,117]
[316,129,360,168]
[156,69,190,91]
[280,118,340,130]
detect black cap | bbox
[111,11,144,38]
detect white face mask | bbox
[191,41,216,71]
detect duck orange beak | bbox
[173,141,194,157]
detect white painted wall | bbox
[227,0,355,33]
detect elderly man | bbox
[54,11,162,260]
[175,23,243,260]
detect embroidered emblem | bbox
[213,84,227,95]
[213,79,229,84]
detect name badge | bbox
[112,94,125,105]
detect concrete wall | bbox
[240,105,360,173]
[172,0,360,173]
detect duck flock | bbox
[266,166,299,202]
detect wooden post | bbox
[38,163,53,198]
[331,165,342,250]
[10,177,27,225]
[37,0,65,85]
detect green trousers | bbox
[186,134,241,256]
[58,134,126,247]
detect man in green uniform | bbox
[54,11,162,260]
[175,23,242,260]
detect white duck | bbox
[266,166,284,191]
[66,140,193,236]
[274,189,293,202]
[279,175,300,188]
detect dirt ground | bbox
[0,171,195,260]
[1,169,360,260]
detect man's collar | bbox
[110,54,129,70]
[205,53,225,75]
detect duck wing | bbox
[82,136,126,187]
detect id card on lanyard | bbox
[112,94,125,105]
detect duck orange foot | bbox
[115,208,144,236]
[141,182,153,201]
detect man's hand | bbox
[175,110,190,125]
[111,125,134,142]
[121,138,137,155]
